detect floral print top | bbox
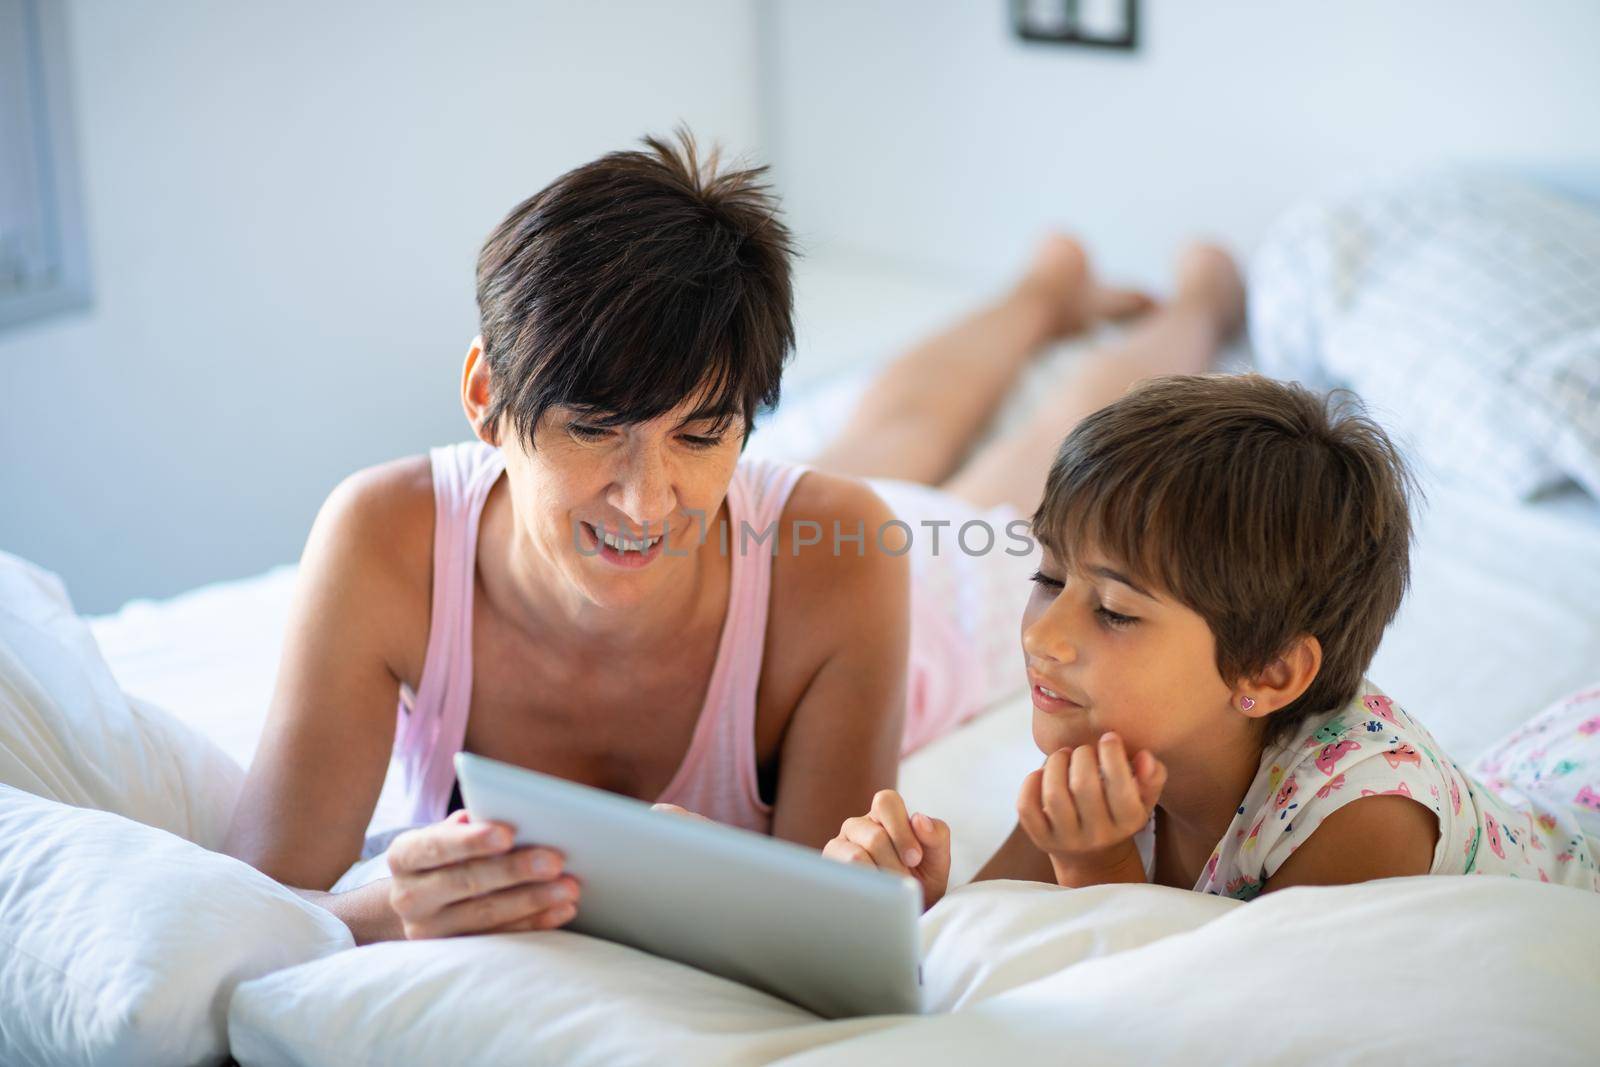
[1184,682,1600,901]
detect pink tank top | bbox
[392,440,807,835]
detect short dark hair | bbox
[1032,374,1417,746]
[474,128,795,447]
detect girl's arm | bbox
[972,822,1058,884]
[1260,795,1437,893]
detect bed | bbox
[7,180,1600,1063]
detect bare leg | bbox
[942,243,1247,515]
[809,235,1153,485]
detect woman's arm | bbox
[292,881,405,945]
[766,475,910,849]
[230,462,584,945]
[222,463,424,895]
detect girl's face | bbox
[1020,545,1236,760]
[499,400,744,611]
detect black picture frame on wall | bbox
[1011,0,1140,52]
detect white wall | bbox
[0,0,763,612]
[763,0,1600,289]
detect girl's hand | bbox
[822,789,951,910]
[387,810,581,938]
[1017,732,1166,888]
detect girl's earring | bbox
[1237,695,1257,712]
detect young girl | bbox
[824,374,1600,905]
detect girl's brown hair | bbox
[1032,374,1417,745]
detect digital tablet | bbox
[454,752,923,1019]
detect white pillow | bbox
[229,924,848,1067]
[919,879,1239,1011]
[0,551,243,848]
[782,877,1600,1064]
[0,784,353,1067]
[1250,171,1600,500]
[227,879,1238,1065]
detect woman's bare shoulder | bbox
[770,469,908,622]
[779,467,902,545]
[298,455,437,676]
[323,454,435,542]
[313,454,435,561]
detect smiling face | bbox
[1020,545,1237,760]
[498,399,744,611]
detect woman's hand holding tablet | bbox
[386,809,582,938]
[453,753,924,1017]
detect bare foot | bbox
[1013,233,1156,344]
[1172,242,1246,345]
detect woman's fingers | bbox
[485,901,579,935]
[428,876,581,938]
[389,815,515,875]
[386,813,585,940]
[869,790,923,868]
[400,846,565,913]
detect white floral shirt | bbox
[1170,682,1600,900]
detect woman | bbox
[223,131,1244,944]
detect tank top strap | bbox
[714,455,811,718]
[654,456,810,829]
[394,440,505,826]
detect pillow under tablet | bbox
[0,784,353,1067]
[227,881,1240,1066]
[230,926,827,1067]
